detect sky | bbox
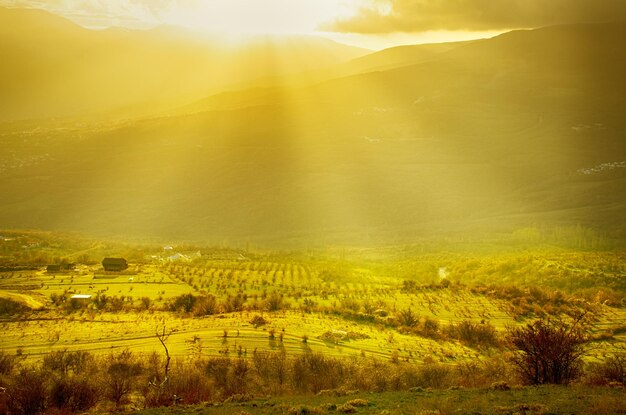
[1,0,624,49]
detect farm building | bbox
[46,263,75,273]
[102,257,128,272]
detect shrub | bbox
[397,308,419,327]
[252,351,288,394]
[170,293,196,313]
[193,294,218,316]
[445,320,499,348]
[140,296,151,310]
[585,354,626,386]
[265,292,284,311]
[49,375,98,412]
[0,298,30,315]
[230,358,250,395]
[204,357,231,395]
[102,350,143,408]
[413,363,453,389]
[43,349,93,375]
[250,315,268,328]
[223,294,245,313]
[203,357,250,398]
[454,355,515,388]
[291,352,345,393]
[0,351,16,375]
[93,293,108,310]
[6,368,47,415]
[507,319,585,385]
[145,364,213,407]
[352,359,400,391]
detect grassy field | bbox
[136,386,626,415]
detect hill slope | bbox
[0,22,624,245]
[0,7,368,120]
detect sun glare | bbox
[161,0,360,36]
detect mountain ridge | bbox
[0,7,369,121]
[0,19,624,245]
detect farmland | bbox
[1,230,625,365]
[1,230,625,413]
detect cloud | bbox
[0,0,182,27]
[322,0,626,33]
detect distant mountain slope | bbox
[341,40,473,74]
[0,7,368,121]
[0,22,624,245]
[216,40,473,94]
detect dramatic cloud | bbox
[322,0,626,33]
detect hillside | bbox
[221,40,473,92]
[0,22,624,245]
[0,7,368,121]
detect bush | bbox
[291,352,345,393]
[507,319,585,385]
[265,292,284,311]
[413,363,453,389]
[49,375,99,412]
[43,349,93,375]
[6,368,47,415]
[250,315,269,328]
[454,356,515,388]
[0,298,28,316]
[103,350,143,408]
[203,357,250,398]
[170,294,196,313]
[144,363,213,407]
[445,320,499,348]
[0,351,16,375]
[252,351,288,394]
[397,308,419,327]
[193,294,218,316]
[585,354,626,386]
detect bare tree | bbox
[148,324,172,404]
[156,324,171,383]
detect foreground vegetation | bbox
[1,346,625,414]
[0,229,625,413]
[137,387,626,415]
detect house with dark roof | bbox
[102,258,128,272]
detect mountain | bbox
[0,22,624,245]
[0,7,368,121]
[339,40,473,74]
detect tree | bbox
[507,319,586,385]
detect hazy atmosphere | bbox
[0,0,625,245]
[0,1,624,414]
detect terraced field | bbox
[1,253,625,365]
